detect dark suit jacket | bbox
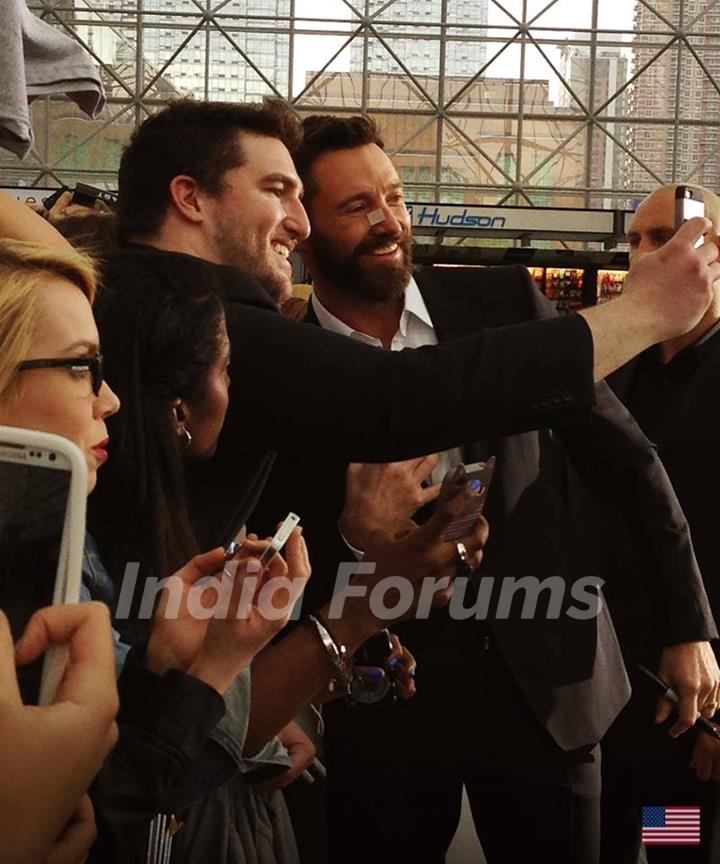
[256,264,716,752]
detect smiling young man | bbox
[250,115,720,864]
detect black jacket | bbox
[101,245,596,549]
[256,264,717,751]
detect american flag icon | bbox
[641,806,701,845]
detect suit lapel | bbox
[303,298,320,327]
[415,269,492,464]
[413,268,459,344]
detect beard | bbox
[306,228,413,303]
[212,219,290,307]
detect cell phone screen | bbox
[0,459,71,703]
[683,198,705,221]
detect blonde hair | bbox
[0,239,97,399]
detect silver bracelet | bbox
[306,613,352,694]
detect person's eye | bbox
[69,362,91,378]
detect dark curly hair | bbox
[294,114,385,208]
[117,97,302,243]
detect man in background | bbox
[600,184,720,864]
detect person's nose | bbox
[371,203,403,238]
[284,197,310,242]
[95,380,120,419]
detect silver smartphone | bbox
[675,186,705,248]
[259,512,301,568]
[0,427,88,704]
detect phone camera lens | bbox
[49,453,56,461]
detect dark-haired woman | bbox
[87,274,312,863]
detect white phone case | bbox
[0,427,88,704]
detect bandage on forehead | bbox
[367,208,385,226]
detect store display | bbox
[544,268,584,314]
[527,266,545,294]
[596,269,626,304]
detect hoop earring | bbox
[179,427,192,447]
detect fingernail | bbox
[366,667,385,681]
[469,479,483,492]
[388,657,399,671]
[410,666,416,678]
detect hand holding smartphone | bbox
[259,512,301,568]
[440,458,495,542]
[0,427,88,704]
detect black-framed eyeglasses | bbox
[17,354,104,396]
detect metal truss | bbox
[3,0,720,227]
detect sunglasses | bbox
[17,354,104,396]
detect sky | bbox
[291,0,636,97]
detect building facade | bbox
[626,0,720,194]
[349,0,488,78]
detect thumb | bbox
[674,215,711,248]
[0,610,21,705]
[283,528,311,585]
[655,696,673,725]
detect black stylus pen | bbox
[637,663,720,740]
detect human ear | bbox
[171,397,190,436]
[168,175,205,225]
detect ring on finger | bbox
[455,541,471,567]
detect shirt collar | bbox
[694,318,720,350]
[310,291,357,338]
[311,277,432,340]
[402,277,434,332]
[648,317,720,367]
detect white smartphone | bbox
[0,427,88,704]
[259,512,300,568]
[675,186,705,248]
